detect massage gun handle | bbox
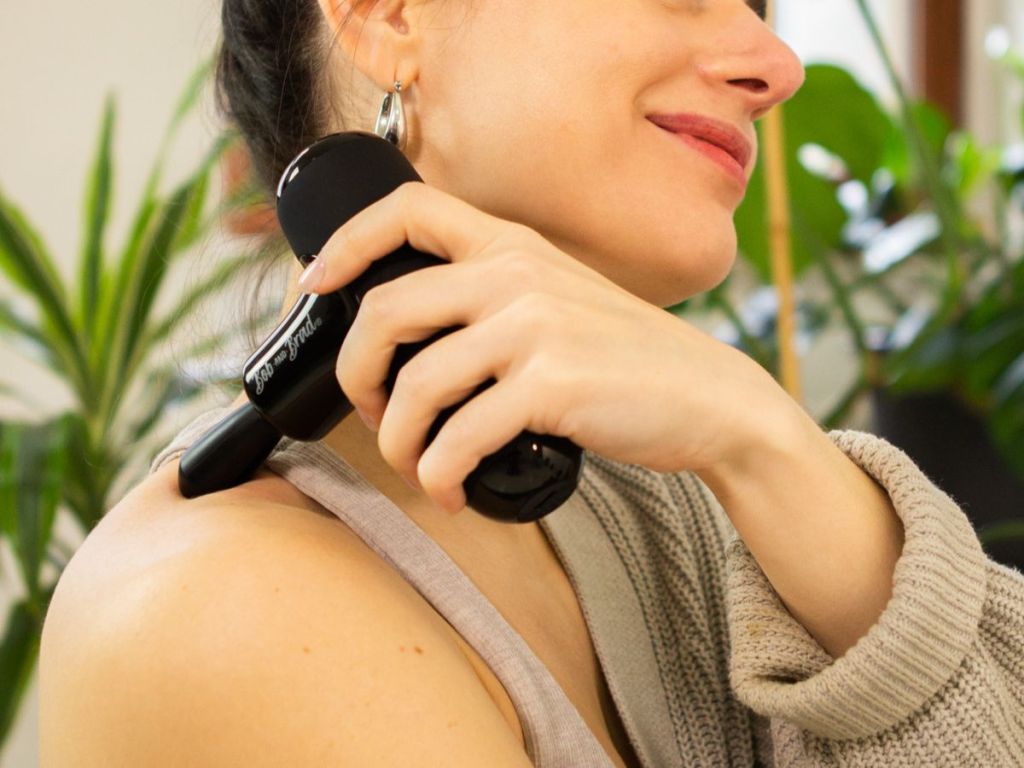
[382,324,584,523]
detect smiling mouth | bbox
[646,113,752,188]
[666,130,748,187]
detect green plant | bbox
[671,4,1024,554]
[0,59,283,749]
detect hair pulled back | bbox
[215,0,369,195]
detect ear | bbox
[317,0,421,90]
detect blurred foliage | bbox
[675,43,1024,494]
[0,58,283,748]
[670,4,1024,561]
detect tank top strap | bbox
[148,405,616,768]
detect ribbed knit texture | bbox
[151,405,1024,767]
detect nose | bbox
[698,8,806,121]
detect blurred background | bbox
[2,0,1024,763]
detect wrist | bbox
[693,380,824,506]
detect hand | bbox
[300,181,800,513]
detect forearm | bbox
[696,406,906,660]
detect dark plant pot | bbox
[870,387,1024,572]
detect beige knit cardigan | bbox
[547,427,1024,766]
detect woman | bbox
[39,0,1024,765]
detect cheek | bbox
[417,0,627,191]
[413,2,741,306]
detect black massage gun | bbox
[177,131,584,523]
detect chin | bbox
[619,220,740,308]
[657,252,737,307]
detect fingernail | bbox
[357,409,379,432]
[297,258,325,293]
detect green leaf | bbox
[0,299,56,369]
[978,519,1024,546]
[946,131,1001,199]
[882,102,952,191]
[882,323,961,392]
[0,190,88,392]
[993,352,1024,407]
[960,315,1024,402]
[79,94,117,345]
[170,166,211,253]
[793,64,894,185]
[0,426,15,543]
[989,394,1024,480]
[0,420,66,602]
[735,65,885,281]
[0,189,62,298]
[91,57,216,383]
[91,196,158,379]
[97,138,231,432]
[59,414,109,532]
[167,55,215,142]
[0,594,48,745]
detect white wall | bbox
[776,0,913,108]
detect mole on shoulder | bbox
[414,645,424,654]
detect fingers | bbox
[305,182,515,294]
[372,308,525,494]
[415,376,538,514]
[336,247,579,421]
[336,263,468,423]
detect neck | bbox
[318,406,545,551]
[236,262,545,551]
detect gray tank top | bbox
[147,405,672,767]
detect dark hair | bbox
[214,0,367,195]
[204,1,375,360]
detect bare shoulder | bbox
[39,459,532,767]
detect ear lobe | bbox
[318,0,419,91]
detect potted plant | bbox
[673,2,1024,569]
[0,59,283,750]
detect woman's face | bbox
[344,0,805,307]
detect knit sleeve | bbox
[720,428,1024,765]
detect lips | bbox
[646,112,753,185]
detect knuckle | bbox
[327,227,351,254]
[494,249,541,289]
[397,180,427,213]
[508,290,558,330]
[500,220,537,246]
[376,427,404,469]
[334,356,349,392]
[334,340,371,413]
[394,353,431,396]
[418,455,453,496]
[359,283,394,323]
[334,358,364,409]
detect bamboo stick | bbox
[763,0,804,404]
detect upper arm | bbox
[40,503,533,767]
